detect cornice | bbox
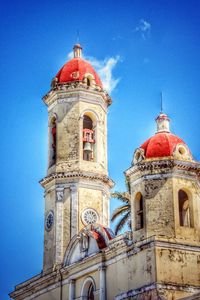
[9,270,58,299]
[42,82,112,107]
[115,282,200,300]
[40,171,114,188]
[125,159,200,178]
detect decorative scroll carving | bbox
[56,189,64,202]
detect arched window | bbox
[81,277,96,300]
[178,190,192,227]
[82,115,95,161]
[87,77,91,87]
[87,283,94,300]
[49,116,57,167]
[135,193,144,230]
[83,115,93,129]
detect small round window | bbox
[45,210,54,231]
[178,146,186,155]
[81,208,99,225]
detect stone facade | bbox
[10,45,200,300]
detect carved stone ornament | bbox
[56,188,64,202]
[132,148,145,165]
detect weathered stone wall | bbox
[106,246,156,299]
[128,162,200,243]
[156,246,200,287]
[47,91,108,175]
[78,186,104,229]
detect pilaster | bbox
[70,185,78,238]
[55,187,64,264]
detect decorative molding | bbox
[115,283,157,300]
[115,282,200,300]
[9,271,58,299]
[40,171,114,188]
[43,82,112,108]
[126,159,200,178]
[130,171,199,188]
[154,239,200,252]
[45,181,110,196]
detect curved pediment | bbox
[63,224,114,266]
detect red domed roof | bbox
[141,132,186,159]
[56,57,102,87]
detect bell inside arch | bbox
[83,142,92,153]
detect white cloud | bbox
[68,51,73,59]
[67,51,120,94]
[86,55,120,94]
[135,19,151,40]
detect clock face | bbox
[81,208,99,226]
[45,211,54,231]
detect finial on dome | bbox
[156,112,170,133]
[73,44,82,58]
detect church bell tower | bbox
[40,44,113,272]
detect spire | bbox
[73,44,82,58]
[160,92,163,113]
[156,113,170,133]
[155,93,170,133]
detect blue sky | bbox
[1,0,200,298]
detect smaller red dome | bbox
[141,132,186,159]
[55,57,102,87]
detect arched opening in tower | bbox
[49,116,57,167]
[178,189,192,227]
[82,115,95,161]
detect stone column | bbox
[99,266,106,300]
[69,279,75,300]
[55,187,64,264]
[70,185,78,237]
